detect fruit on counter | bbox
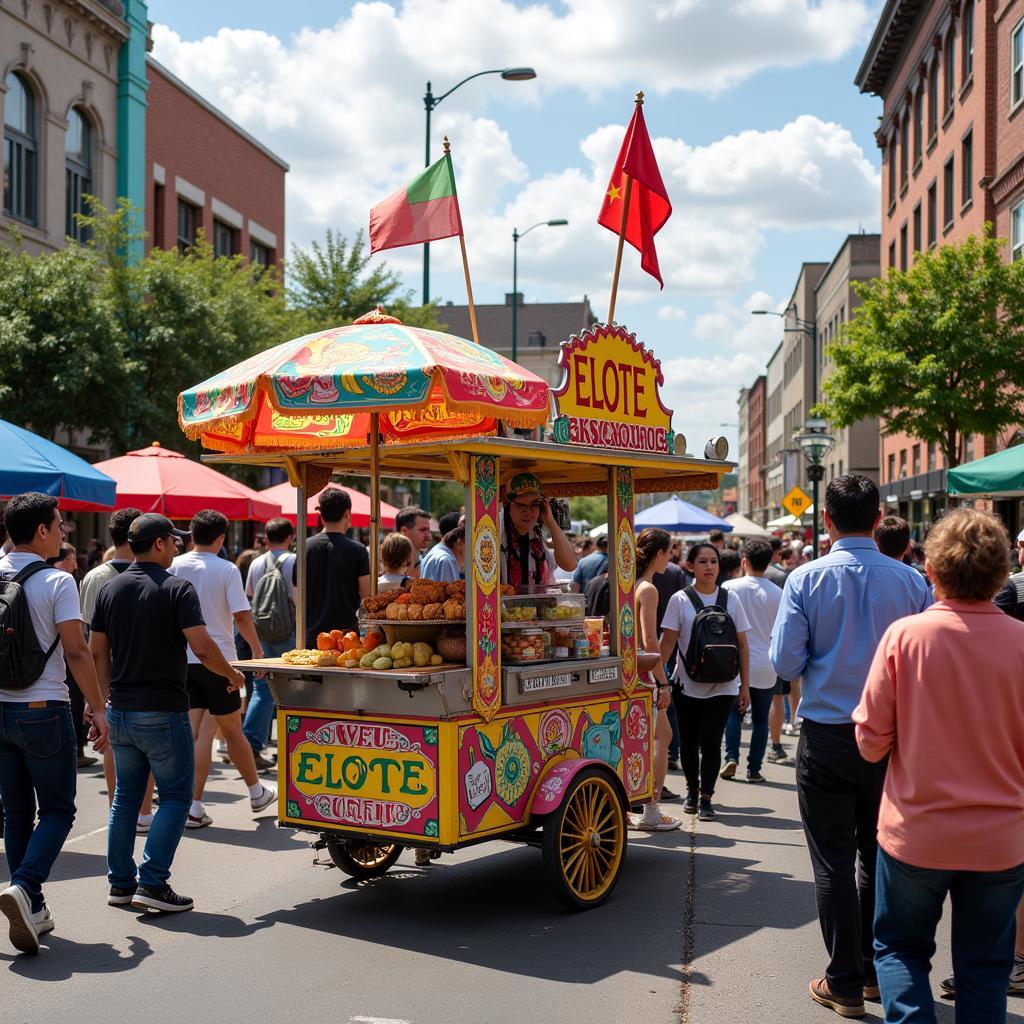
[430,654,443,665]
[316,632,337,651]
[362,630,383,651]
[372,656,394,670]
[412,642,434,667]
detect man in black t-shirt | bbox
[300,488,370,646]
[90,514,246,915]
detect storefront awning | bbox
[947,446,1024,498]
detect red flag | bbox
[597,103,672,288]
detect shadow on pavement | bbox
[43,850,110,885]
[0,934,152,978]
[255,839,686,985]
[181,817,302,852]
[131,908,274,940]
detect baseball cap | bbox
[506,472,545,499]
[128,513,190,546]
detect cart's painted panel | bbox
[469,453,501,722]
[457,692,653,840]
[612,467,639,695]
[280,711,441,840]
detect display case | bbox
[501,627,551,664]
[500,587,585,626]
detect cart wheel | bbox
[325,838,403,880]
[542,766,626,910]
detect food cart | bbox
[179,311,730,909]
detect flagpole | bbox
[607,91,644,325]
[444,137,480,345]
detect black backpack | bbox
[682,585,740,684]
[0,561,61,690]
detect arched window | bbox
[65,107,92,241]
[3,72,37,224]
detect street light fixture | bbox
[793,419,836,562]
[512,218,568,363]
[422,67,537,304]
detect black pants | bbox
[796,719,888,998]
[673,690,735,797]
[67,675,88,753]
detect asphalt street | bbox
[3,729,1022,1024]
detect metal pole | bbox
[295,467,307,648]
[511,229,519,363]
[812,474,819,565]
[423,82,433,305]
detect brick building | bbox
[765,341,786,518]
[747,375,767,522]
[856,0,1003,531]
[145,58,287,267]
[737,386,750,516]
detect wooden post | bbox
[369,412,381,596]
[445,136,480,345]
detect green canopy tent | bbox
[947,445,1024,498]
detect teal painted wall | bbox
[117,0,149,263]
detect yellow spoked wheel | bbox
[542,767,626,910]
[325,838,403,880]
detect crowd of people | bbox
[1,474,1023,1024]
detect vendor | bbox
[500,473,577,587]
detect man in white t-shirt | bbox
[660,542,750,822]
[0,492,109,955]
[169,510,274,829]
[721,538,783,783]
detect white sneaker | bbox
[782,722,794,735]
[0,884,39,954]
[1010,955,1024,992]
[31,903,54,937]
[250,784,276,813]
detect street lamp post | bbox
[422,67,536,305]
[794,418,836,561]
[512,219,568,363]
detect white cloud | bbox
[658,305,688,320]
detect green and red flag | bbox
[597,101,672,288]
[369,152,463,253]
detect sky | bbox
[146,0,887,458]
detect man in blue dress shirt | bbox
[771,475,931,1018]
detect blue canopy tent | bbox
[634,495,733,533]
[0,419,116,510]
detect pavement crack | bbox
[677,813,697,1023]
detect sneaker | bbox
[940,975,954,995]
[809,977,865,1018]
[131,885,194,913]
[697,798,716,821]
[667,759,681,771]
[661,786,680,802]
[720,760,738,780]
[136,815,153,835]
[77,754,98,768]
[766,745,790,764]
[185,812,213,829]
[31,903,54,938]
[108,885,138,906]
[253,753,276,772]
[250,784,276,813]
[746,770,766,783]
[783,722,795,735]
[682,792,698,815]
[1011,955,1024,992]
[636,811,682,832]
[0,884,40,954]
[414,849,431,866]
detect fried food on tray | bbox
[361,591,396,614]
[445,580,466,599]
[500,583,517,596]
[406,603,423,620]
[443,599,466,620]
[410,579,447,604]
[422,602,444,620]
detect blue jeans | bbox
[723,686,774,773]
[874,847,1024,1023]
[242,635,291,754]
[107,708,194,891]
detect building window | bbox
[912,203,922,256]
[3,72,37,224]
[943,156,955,227]
[900,111,909,186]
[927,442,937,471]
[153,182,165,249]
[1012,201,1024,261]
[927,181,937,245]
[963,1,974,82]
[888,137,896,207]
[912,444,921,476]
[249,239,270,268]
[900,223,908,270]
[888,241,896,269]
[962,131,973,206]
[888,453,896,482]
[944,30,956,114]
[914,88,923,164]
[213,219,237,258]
[177,199,198,251]
[928,59,939,138]
[964,434,974,462]
[65,107,92,243]
[1014,19,1024,107]
[899,450,908,477]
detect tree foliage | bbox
[287,229,440,331]
[818,229,1024,468]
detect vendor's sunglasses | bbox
[511,499,544,510]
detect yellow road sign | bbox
[782,486,813,518]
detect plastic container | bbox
[501,628,550,664]
[501,587,585,624]
[553,646,570,659]
[584,617,605,657]
[501,596,540,623]
[551,623,588,649]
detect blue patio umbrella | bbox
[0,419,116,510]
[634,495,733,533]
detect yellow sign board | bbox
[551,323,674,453]
[782,485,813,518]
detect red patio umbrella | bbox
[258,481,400,530]
[93,443,281,521]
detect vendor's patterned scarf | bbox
[503,507,546,588]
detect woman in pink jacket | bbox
[854,508,1024,1023]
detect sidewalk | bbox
[677,733,1024,1023]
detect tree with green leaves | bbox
[287,228,440,330]
[818,229,1024,469]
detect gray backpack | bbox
[250,552,293,642]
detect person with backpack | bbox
[242,516,296,765]
[660,541,750,822]
[0,492,109,954]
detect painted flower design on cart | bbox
[479,722,531,807]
